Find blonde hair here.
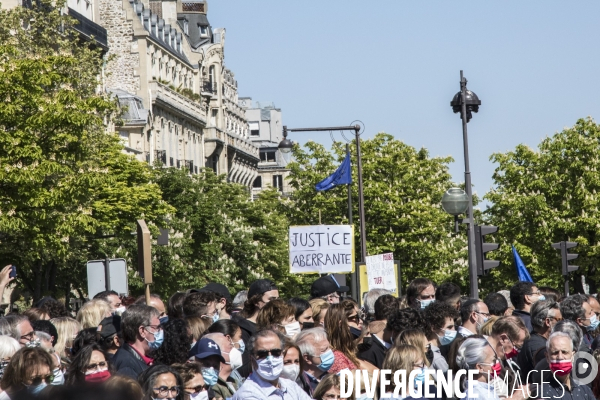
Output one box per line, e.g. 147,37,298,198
309,298,329,326
186,317,212,342
382,345,421,382
50,317,81,358
76,299,112,329
480,316,499,336
396,329,430,366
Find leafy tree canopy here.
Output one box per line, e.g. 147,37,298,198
484,117,600,293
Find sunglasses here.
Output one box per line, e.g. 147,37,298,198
30,374,54,386
85,361,107,371
184,385,209,393
255,349,282,359
347,315,361,324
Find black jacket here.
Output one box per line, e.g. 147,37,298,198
516,332,546,380
111,343,149,379
512,309,533,332
357,336,388,369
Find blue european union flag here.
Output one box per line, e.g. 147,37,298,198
315,152,352,191
512,245,533,283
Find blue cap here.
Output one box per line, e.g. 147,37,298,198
189,338,225,362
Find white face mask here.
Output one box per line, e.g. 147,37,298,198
225,347,243,370
51,368,65,386
283,321,301,339
255,355,284,381
114,306,126,316
190,391,209,400
280,364,300,381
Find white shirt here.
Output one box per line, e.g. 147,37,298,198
458,326,475,337
465,380,500,400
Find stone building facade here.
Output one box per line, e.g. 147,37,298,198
239,98,292,197
99,0,259,185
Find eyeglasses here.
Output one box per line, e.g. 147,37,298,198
184,385,209,394
30,374,54,386
255,349,282,359
85,361,107,371
548,316,563,322
413,362,425,369
153,386,180,397
475,311,491,318
145,325,162,333
20,331,35,341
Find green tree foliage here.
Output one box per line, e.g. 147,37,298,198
115,167,305,299
484,117,600,293
284,133,469,290
0,1,171,301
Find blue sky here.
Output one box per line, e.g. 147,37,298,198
209,1,600,208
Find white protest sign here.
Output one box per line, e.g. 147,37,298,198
365,253,396,292
289,225,354,274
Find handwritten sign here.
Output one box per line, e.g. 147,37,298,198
365,253,396,292
289,225,354,274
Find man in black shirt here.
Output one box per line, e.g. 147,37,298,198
516,299,561,380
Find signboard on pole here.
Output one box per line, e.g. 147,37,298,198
87,258,128,299
358,259,401,306
365,253,397,293
289,225,355,274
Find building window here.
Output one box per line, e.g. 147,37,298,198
253,176,262,189
260,150,276,162
249,122,259,136
211,154,218,174
200,25,208,37
273,175,283,191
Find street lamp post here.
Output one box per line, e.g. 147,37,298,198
450,70,481,298
279,124,367,302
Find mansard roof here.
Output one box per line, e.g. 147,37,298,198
129,0,193,66
177,12,213,50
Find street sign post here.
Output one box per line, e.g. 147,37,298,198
87,258,128,299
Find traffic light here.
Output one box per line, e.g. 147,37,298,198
475,225,500,276
551,241,579,276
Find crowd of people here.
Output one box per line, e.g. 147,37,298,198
0,266,598,400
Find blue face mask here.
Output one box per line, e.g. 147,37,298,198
317,349,335,372
587,314,600,332
212,313,220,323
27,382,47,395
414,368,426,387
147,329,164,350
538,295,546,301
419,299,435,310
201,366,219,387
439,329,457,346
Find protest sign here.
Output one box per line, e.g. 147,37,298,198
289,225,354,274
365,253,397,293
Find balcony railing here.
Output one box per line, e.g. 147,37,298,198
68,7,108,50
202,81,216,94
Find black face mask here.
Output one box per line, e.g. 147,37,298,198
349,326,362,338
302,322,315,330
426,346,434,364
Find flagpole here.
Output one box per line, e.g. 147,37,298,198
279,124,367,302
347,144,359,301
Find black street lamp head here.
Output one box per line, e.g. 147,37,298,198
451,90,481,122
278,126,294,153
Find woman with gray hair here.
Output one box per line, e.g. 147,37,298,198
456,337,501,400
